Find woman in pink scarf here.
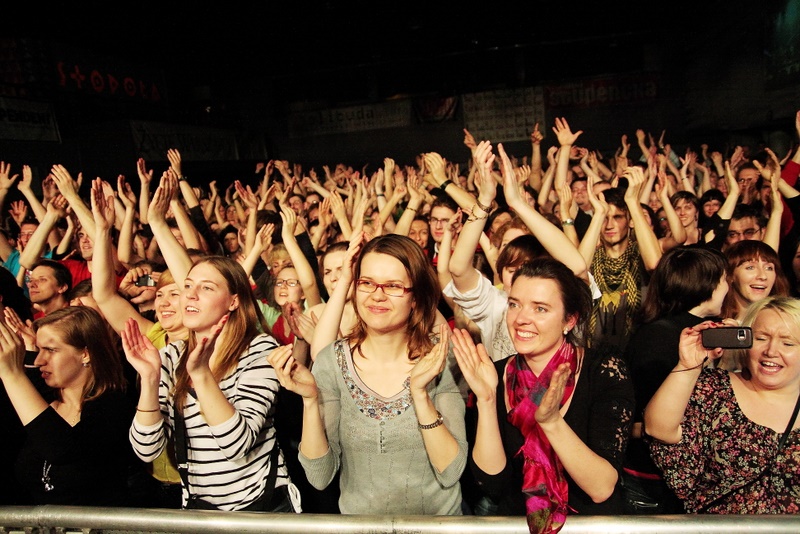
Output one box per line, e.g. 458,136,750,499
453,257,633,533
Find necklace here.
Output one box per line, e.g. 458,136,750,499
42,461,54,492
54,400,81,426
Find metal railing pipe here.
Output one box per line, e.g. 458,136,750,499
2,506,800,534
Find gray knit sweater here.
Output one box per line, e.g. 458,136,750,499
298,339,467,514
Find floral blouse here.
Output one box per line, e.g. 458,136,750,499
649,368,800,513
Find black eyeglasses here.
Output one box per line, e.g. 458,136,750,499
727,228,759,239
275,279,300,287
355,279,412,297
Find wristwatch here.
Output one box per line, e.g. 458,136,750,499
562,218,575,226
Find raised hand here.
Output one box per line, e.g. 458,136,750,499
498,143,523,208
463,128,478,152
47,194,69,220
148,171,177,223
586,173,609,217
267,343,319,400
676,321,723,371
167,148,183,178
2,308,35,352
620,134,631,158
116,175,136,210
234,180,258,210
530,122,543,144
472,140,497,206
90,178,116,231
0,315,25,379
444,208,463,239
253,223,275,255
8,200,27,226
451,328,497,402
423,152,448,188
17,165,32,192
623,166,646,203
280,203,298,239
552,117,583,146
753,147,782,183
120,318,162,383
136,158,153,187
534,362,571,425
0,161,18,191
50,164,84,200
185,314,229,377
410,324,450,394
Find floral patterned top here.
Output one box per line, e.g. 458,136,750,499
649,368,800,513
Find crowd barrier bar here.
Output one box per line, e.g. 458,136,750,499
2,506,800,534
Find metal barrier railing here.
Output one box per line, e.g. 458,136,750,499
2,506,800,534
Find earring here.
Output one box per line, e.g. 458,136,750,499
563,328,569,336
82,361,90,368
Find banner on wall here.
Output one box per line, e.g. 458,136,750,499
544,73,659,109
463,87,545,143
53,43,165,103
288,100,412,138
130,120,239,161
0,98,60,141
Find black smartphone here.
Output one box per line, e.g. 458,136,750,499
135,274,157,287
701,326,753,349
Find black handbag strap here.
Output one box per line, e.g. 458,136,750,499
174,410,280,509
697,389,800,512
777,389,800,450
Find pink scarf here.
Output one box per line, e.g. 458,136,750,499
506,339,577,534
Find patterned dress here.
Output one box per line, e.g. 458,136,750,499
649,368,800,513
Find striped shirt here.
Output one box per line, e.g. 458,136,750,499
130,333,288,510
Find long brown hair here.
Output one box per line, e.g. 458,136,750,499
172,256,269,411
346,235,438,360
33,306,125,404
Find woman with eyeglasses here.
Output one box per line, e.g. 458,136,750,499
269,234,467,514
264,205,322,346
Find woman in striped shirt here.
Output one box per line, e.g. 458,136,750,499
123,256,299,512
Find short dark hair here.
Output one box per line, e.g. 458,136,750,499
430,195,458,214
511,257,593,347
731,203,764,227
637,246,727,325
31,259,72,293
601,187,628,213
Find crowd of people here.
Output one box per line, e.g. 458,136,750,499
0,112,799,531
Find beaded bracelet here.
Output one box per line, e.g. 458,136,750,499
419,411,444,430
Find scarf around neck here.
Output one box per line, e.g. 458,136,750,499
506,339,578,534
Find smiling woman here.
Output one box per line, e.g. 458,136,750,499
123,256,300,512
270,234,467,515
645,296,800,513
452,257,634,532
721,240,790,321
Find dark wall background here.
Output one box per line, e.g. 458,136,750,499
2,0,799,191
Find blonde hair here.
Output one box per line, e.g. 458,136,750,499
730,296,800,373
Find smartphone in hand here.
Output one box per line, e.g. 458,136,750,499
701,326,753,349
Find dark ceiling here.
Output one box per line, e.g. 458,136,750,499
20,0,771,120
